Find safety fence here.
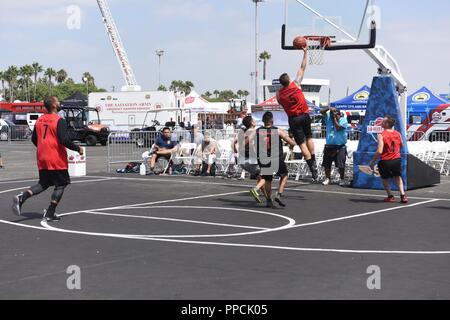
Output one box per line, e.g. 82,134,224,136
0,125,33,144
108,129,450,177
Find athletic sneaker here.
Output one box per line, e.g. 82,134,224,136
400,195,409,204
249,188,262,204
339,179,346,187
274,197,286,207
384,195,396,203
42,209,61,222
322,178,330,186
12,193,24,216
311,169,319,181
266,199,276,209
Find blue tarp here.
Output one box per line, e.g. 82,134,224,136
407,86,447,113
439,93,449,102
331,85,371,110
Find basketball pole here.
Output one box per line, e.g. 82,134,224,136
289,0,408,130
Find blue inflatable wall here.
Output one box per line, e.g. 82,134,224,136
352,76,409,190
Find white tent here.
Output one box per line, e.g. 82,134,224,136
184,91,228,114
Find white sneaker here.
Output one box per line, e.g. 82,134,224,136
339,179,346,186
322,178,330,186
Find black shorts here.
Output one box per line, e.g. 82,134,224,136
261,159,288,182
322,146,347,169
240,163,261,179
378,159,402,179
288,113,312,145
39,170,71,188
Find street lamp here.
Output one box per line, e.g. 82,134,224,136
252,0,264,104
83,77,89,96
250,72,256,103
156,49,165,88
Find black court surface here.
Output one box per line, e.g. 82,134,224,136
0,174,449,300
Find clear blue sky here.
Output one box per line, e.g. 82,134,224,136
1,0,449,102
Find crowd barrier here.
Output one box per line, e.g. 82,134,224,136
0,125,32,144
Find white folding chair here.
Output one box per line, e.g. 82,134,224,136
172,142,197,174
285,145,306,181
429,142,449,174
215,139,234,175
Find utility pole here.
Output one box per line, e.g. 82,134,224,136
252,0,264,105
156,49,164,88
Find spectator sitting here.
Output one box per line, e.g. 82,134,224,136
148,127,179,173
192,124,204,145
194,132,219,176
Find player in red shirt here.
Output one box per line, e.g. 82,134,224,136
12,96,84,221
369,115,408,203
276,47,318,180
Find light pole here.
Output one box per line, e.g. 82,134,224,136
83,77,89,96
252,0,264,105
250,72,256,103
156,49,164,88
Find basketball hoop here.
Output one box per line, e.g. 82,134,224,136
304,36,332,65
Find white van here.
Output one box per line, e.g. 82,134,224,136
26,113,43,131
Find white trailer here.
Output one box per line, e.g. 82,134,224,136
88,91,183,130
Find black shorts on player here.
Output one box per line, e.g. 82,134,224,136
288,113,312,145
261,158,288,182
378,159,402,179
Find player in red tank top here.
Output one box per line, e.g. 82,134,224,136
276,47,318,180
12,97,84,221
369,116,408,203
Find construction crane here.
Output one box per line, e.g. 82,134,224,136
96,0,141,92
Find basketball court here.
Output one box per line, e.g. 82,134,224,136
1,174,449,299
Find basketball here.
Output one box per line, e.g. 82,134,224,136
293,36,307,49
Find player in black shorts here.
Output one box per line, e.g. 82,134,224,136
256,112,296,208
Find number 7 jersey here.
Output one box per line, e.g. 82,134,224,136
35,113,68,170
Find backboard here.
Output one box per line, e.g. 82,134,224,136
282,0,377,52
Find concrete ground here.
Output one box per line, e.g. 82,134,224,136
0,142,449,300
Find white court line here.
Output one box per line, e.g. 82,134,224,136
86,210,268,231
59,190,248,217
287,199,440,229
113,176,450,202
290,187,450,201
0,175,111,185
2,177,449,254
39,219,450,255
0,178,117,195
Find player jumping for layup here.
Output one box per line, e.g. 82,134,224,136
276,47,318,181
12,96,84,222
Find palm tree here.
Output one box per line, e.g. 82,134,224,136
203,91,212,99
82,72,95,86
44,68,57,94
236,90,244,98
157,85,167,91
242,90,250,100
259,51,271,100
56,69,68,84
5,66,19,102
182,81,194,95
0,71,6,101
19,65,34,101
213,90,220,99
31,62,43,101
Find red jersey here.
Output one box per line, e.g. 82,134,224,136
380,130,402,161
277,82,309,117
35,113,68,170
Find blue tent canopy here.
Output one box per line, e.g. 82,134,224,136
407,86,447,113
330,85,371,111
439,93,449,102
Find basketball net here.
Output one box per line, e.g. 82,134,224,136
306,39,325,65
